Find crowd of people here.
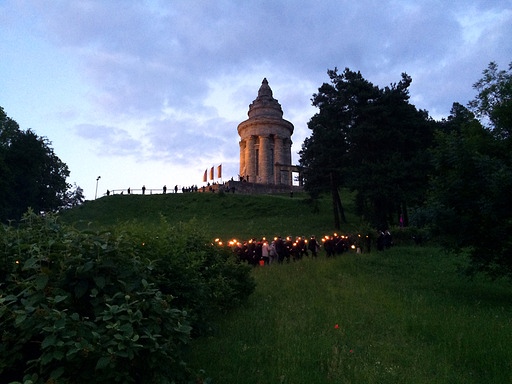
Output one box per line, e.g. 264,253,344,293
215,231,393,266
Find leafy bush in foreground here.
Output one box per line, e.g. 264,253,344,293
0,212,254,383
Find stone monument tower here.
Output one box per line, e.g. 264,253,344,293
238,78,294,185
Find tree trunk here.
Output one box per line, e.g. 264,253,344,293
334,186,347,224
330,172,341,229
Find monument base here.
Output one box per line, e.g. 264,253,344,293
200,180,303,195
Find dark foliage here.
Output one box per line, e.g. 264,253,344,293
300,68,434,229
0,212,254,383
0,107,71,222
426,63,512,279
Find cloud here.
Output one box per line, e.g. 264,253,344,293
75,123,142,156
16,0,511,121
3,0,511,198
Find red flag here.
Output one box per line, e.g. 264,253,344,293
203,169,207,182
217,164,222,179
209,167,214,180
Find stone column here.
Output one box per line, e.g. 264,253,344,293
273,136,283,184
239,140,246,178
245,136,256,182
284,138,293,185
284,138,293,166
259,135,270,184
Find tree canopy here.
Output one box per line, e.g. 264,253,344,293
427,63,512,278
0,106,71,221
300,68,434,229
469,61,512,140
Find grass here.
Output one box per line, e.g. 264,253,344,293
61,191,361,239
59,191,512,383
187,248,512,383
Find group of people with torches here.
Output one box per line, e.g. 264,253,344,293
213,231,391,266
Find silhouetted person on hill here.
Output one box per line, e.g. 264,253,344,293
275,236,285,264
384,230,393,248
377,231,385,251
308,235,319,257
142,185,146,195
324,237,335,257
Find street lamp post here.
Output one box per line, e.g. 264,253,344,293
95,176,101,199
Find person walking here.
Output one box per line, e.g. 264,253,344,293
308,235,319,257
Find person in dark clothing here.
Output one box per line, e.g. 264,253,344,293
377,231,385,251
308,235,319,257
324,236,335,257
246,239,257,266
284,237,294,262
384,230,393,248
298,236,308,258
274,236,285,264
334,235,347,255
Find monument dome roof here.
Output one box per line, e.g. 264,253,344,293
247,78,284,119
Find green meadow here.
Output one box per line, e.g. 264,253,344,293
60,190,359,239
60,191,512,383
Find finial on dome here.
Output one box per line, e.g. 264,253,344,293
247,78,283,119
258,78,273,98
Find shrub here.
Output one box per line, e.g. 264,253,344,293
121,218,256,335
0,212,254,383
388,226,430,246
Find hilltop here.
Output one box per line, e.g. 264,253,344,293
59,191,362,240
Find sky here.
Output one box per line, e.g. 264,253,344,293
1,0,511,200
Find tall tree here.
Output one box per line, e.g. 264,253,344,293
62,183,85,208
300,68,433,229
469,61,512,140
427,63,512,278
428,102,512,277
300,68,380,229
347,74,435,228
0,106,71,221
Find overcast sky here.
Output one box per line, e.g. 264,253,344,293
1,0,511,199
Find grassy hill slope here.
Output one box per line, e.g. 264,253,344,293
58,190,512,383
188,248,512,384
60,191,360,240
